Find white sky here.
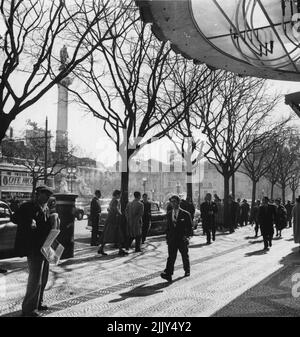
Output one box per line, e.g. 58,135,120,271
9,77,300,168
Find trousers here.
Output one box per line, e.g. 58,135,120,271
22,253,49,315
165,239,190,276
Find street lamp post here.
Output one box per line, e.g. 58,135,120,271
67,167,77,193
142,177,147,194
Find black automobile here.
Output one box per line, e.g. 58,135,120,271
75,202,88,221
0,201,17,259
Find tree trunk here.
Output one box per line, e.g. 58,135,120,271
251,180,257,208
120,170,129,214
271,183,274,200
223,174,230,228
281,184,286,204
186,171,193,201
231,171,235,199
0,113,13,144
31,177,38,200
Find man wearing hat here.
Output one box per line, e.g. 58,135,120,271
161,195,193,283
257,196,276,250
240,199,250,227
12,185,53,317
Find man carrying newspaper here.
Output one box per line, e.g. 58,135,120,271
12,185,61,317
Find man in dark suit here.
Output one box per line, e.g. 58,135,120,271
161,195,193,283
90,190,101,246
12,185,53,317
200,193,218,244
258,196,276,250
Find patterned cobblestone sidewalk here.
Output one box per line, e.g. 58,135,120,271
0,225,299,317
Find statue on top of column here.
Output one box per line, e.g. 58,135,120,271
59,45,69,70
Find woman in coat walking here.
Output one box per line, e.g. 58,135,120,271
292,196,300,252
274,199,287,237
98,190,128,256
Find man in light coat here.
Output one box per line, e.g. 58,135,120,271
126,191,144,252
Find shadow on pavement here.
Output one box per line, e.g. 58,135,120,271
244,249,269,256
189,243,211,249
0,310,23,318
248,240,264,245
213,247,300,317
245,236,260,240
109,278,185,303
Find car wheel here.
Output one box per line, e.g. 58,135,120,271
77,212,84,221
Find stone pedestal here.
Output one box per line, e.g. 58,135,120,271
54,193,78,259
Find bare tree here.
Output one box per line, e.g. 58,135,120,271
1,120,74,198
69,5,201,211
239,126,288,208
163,60,216,202
0,0,133,143
275,130,300,203
195,73,281,228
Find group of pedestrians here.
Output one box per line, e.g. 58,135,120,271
90,190,153,256
5,184,300,316
90,189,194,283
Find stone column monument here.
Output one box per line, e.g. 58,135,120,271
55,45,73,154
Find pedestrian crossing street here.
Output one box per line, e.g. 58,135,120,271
1,225,299,317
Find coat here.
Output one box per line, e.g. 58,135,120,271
90,196,101,229
126,199,144,237
166,208,193,244
100,198,125,244
12,201,52,257
215,201,224,226
275,204,287,230
258,204,276,236
292,203,300,244
200,201,218,231
142,201,151,224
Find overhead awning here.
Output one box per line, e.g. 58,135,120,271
136,0,300,81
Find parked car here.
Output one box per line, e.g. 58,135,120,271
0,201,17,259
75,201,88,221
148,202,167,236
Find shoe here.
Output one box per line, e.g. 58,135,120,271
263,246,269,250
269,241,272,247
97,250,108,256
38,305,48,311
22,311,41,317
160,272,172,282
212,237,215,241
184,272,190,277
118,250,128,256
207,241,211,245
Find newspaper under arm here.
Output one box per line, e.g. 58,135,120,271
41,229,64,265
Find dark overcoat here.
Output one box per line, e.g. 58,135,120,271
258,204,276,236
12,201,51,257
90,196,101,228
200,201,218,231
